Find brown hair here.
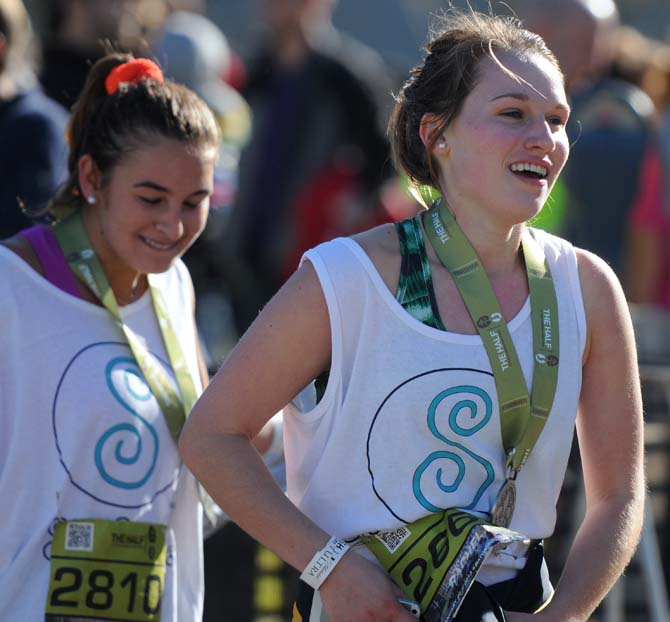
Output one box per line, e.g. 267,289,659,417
44,52,220,220
388,9,562,196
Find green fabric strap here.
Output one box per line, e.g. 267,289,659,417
422,199,559,474
53,212,197,442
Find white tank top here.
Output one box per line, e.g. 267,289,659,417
283,228,586,584
0,249,204,621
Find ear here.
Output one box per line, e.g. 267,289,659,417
77,155,102,201
419,113,448,154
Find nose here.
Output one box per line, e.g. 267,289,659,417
524,116,556,153
155,211,184,240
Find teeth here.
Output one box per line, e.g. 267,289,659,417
141,236,174,250
511,162,548,177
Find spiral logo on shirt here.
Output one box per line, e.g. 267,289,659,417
52,341,180,508
95,357,159,489
366,368,498,523
412,385,495,513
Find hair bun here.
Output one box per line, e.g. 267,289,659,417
105,59,164,95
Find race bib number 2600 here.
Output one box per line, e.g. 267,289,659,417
45,519,167,621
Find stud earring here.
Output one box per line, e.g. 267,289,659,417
86,195,97,205
437,141,446,149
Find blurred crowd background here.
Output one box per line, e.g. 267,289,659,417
2,0,669,620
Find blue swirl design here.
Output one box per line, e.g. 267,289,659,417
94,357,159,489
413,385,495,512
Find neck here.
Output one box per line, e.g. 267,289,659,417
0,75,18,100
80,208,147,306
276,30,309,68
444,201,526,279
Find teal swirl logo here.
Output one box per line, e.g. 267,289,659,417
412,385,494,512
95,357,159,489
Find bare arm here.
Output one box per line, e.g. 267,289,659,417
179,261,414,622
508,250,645,622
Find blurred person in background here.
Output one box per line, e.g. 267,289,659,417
0,0,68,238
622,40,670,308
152,9,252,366
40,0,170,110
153,13,288,621
223,0,395,335
516,0,656,278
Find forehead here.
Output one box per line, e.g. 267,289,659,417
111,138,216,185
470,51,568,108
121,138,215,168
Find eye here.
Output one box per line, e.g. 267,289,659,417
138,196,161,205
548,115,566,127
183,197,208,210
500,109,523,119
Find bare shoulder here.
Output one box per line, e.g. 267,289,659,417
0,235,43,275
351,223,401,294
575,247,634,362
576,248,627,311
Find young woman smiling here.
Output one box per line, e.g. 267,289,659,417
180,10,644,622
0,53,220,620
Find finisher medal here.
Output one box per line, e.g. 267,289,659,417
491,480,516,528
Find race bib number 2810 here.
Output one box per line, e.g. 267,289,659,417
45,519,167,622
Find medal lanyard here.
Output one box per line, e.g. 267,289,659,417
422,199,560,477
53,212,198,442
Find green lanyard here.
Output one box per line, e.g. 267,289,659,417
53,212,197,442
423,199,559,524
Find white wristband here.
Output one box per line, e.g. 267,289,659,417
299,536,350,590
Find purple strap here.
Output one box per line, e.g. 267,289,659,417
19,226,82,299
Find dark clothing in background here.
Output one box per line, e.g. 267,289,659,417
40,43,101,111
562,77,654,275
0,88,68,238
202,30,394,622
223,30,393,333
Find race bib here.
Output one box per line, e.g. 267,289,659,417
362,509,529,621
45,519,167,621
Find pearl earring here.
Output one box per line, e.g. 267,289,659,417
437,141,446,149
86,195,97,205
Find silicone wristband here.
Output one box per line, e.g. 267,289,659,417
300,536,350,590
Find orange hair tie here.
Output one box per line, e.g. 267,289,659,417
105,59,164,95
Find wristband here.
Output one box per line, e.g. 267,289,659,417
299,536,350,590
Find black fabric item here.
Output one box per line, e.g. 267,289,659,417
453,581,506,622
488,540,548,613
453,541,549,621
295,579,315,621
0,89,68,237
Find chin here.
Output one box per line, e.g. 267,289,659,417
140,256,178,275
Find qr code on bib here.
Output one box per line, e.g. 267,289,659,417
65,522,94,551
374,526,410,553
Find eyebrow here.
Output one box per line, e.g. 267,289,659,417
491,92,571,113
491,92,529,102
133,181,211,196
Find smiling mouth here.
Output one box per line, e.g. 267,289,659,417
510,163,548,179
140,236,178,251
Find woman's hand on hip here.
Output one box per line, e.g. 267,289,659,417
319,551,417,621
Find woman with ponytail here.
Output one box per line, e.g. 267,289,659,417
0,52,220,620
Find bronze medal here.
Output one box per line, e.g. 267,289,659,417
491,480,516,528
